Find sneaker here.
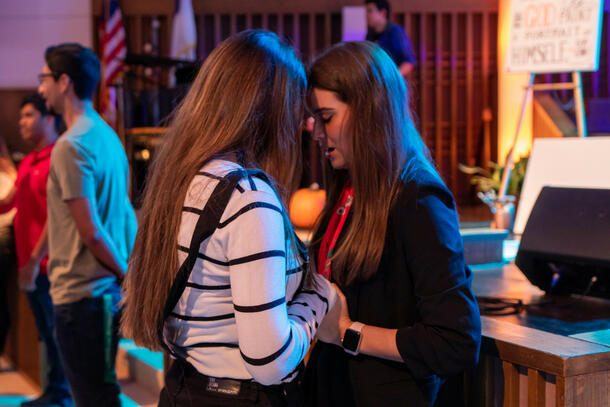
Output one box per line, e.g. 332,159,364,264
21,391,73,407
52,396,73,407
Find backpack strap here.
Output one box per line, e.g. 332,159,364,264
158,167,307,356
159,169,245,355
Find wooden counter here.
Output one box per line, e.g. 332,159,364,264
471,264,610,407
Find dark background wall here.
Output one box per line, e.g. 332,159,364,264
1,0,610,204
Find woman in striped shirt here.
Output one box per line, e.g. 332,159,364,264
121,30,336,406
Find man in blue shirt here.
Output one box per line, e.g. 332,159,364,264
38,43,137,407
365,0,416,79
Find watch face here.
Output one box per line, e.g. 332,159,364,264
342,328,360,352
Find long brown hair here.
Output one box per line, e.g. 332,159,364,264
122,30,307,350
308,41,438,286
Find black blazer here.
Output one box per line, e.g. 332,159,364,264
304,168,482,407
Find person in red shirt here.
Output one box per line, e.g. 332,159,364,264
0,93,71,407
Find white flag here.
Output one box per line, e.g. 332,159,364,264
169,0,197,86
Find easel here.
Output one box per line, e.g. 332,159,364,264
498,71,588,200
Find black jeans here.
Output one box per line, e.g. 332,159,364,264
159,358,304,407
54,294,121,407
0,218,14,355
25,273,70,398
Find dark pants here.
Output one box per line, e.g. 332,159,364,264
0,219,14,355
304,341,441,407
54,295,121,407
159,358,304,407
0,262,10,355
25,274,70,397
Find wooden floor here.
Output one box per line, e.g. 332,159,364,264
0,355,158,407
0,357,39,407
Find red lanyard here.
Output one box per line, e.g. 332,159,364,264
317,184,354,279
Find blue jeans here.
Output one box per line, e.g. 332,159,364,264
25,274,70,398
54,294,121,407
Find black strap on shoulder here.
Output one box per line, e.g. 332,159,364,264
159,169,245,355
158,167,305,356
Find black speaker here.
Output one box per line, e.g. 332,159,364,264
515,186,610,299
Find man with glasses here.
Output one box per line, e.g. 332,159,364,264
37,43,137,406
0,94,71,407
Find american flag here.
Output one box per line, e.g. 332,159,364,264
101,0,126,86
99,0,126,125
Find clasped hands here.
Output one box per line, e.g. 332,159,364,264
316,283,353,346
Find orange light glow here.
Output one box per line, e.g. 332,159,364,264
498,0,534,165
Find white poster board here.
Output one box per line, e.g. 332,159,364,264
0,0,92,88
342,6,367,42
514,137,610,235
506,0,604,73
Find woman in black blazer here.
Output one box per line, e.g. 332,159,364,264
304,41,482,406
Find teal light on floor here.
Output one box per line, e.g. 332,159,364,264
119,339,164,371
1,394,138,407
119,393,139,407
0,395,31,406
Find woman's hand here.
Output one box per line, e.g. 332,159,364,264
316,283,352,346
317,284,403,361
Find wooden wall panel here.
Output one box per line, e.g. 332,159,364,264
91,0,501,203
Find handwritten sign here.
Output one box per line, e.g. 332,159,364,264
506,0,603,73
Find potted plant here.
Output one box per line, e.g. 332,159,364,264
459,156,529,229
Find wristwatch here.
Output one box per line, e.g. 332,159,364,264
342,322,365,355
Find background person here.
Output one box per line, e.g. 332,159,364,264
0,93,71,407
122,30,336,406
304,41,481,407
37,43,137,406
0,135,15,364
365,0,416,78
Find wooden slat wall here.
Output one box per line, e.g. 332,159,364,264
404,11,498,203
92,0,500,203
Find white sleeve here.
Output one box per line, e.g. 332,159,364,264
225,189,336,385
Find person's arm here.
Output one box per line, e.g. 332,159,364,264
0,184,16,213
394,26,416,79
0,137,17,213
317,284,402,361
66,197,127,280
125,199,137,253
393,184,481,378
0,137,16,179
227,188,336,385
398,62,414,77
52,140,127,282
317,181,481,378
19,221,49,291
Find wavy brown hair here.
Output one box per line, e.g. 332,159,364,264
308,41,438,286
122,30,307,350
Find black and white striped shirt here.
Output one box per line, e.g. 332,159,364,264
164,159,336,385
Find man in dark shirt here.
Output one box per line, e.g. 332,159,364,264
365,0,416,78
